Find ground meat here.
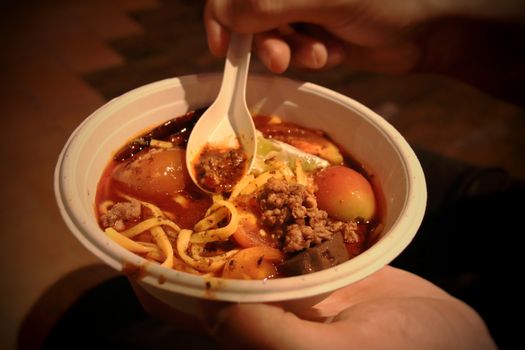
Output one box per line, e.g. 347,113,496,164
329,220,358,243
100,200,141,230
258,178,357,252
195,146,247,193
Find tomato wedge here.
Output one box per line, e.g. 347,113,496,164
232,211,278,248
222,246,283,280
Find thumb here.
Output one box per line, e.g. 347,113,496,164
208,303,329,350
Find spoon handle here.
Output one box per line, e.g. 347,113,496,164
216,33,253,114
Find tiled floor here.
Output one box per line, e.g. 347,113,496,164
1,1,524,349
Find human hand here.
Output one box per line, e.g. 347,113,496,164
204,0,436,74
206,266,496,350
205,0,524,79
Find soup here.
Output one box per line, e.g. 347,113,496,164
95,110,382,280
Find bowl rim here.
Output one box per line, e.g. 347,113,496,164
54,73,427,302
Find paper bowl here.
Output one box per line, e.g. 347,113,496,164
54,73,426,317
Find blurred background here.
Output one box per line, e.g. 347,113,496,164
1,0,523,349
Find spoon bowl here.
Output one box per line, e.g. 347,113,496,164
186,33,256,194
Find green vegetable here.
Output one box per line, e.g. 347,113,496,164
253,133,329,174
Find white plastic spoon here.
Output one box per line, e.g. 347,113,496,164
186,33,256,193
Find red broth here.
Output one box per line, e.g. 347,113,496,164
95,112,383,279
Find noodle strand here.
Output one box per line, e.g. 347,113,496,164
190,200,239,243
105,228,155,254
177,229,238,272
194,207,229,232
120,217,181,238
150,226,173,268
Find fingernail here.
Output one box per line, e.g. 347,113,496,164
311,43,328,68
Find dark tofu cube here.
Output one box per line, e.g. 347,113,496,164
279,233,350,277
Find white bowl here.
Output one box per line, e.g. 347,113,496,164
54,73,426,317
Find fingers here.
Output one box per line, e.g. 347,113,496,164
204,0,308,58
204,0,344,72
208,303,328,350
286,25,347,69
255,26,349,72
204,18,344,72
253,31,291,73
254,29,340,72
204,0,421,74
287,31,329,69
